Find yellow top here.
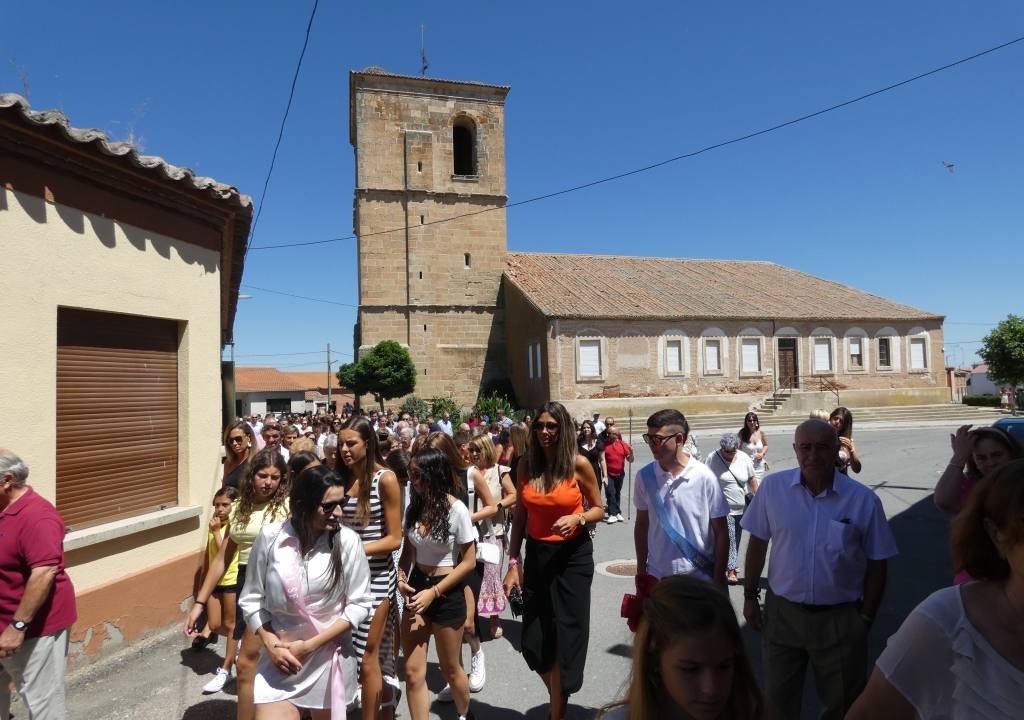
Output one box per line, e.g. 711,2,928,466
228,497,290,565
207,527,240,587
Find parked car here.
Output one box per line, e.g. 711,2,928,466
993,417,1024,444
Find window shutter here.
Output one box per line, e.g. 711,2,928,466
527,345,534,379
579,340,601,378
534,344,542,378
814,338,832,372
57,308,179,530
910,338,926,369
741,339,761,373
666,340,682,373
704,341,721,372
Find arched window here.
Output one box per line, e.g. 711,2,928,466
453,118,476,176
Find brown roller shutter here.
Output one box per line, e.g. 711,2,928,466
57,308,179,530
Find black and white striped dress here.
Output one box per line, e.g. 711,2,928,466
340,468,398,675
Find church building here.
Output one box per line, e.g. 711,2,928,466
349,68,946,413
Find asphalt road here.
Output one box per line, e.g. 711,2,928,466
62,423,961,720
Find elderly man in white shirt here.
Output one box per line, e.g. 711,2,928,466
742,419,897,720
634,409,729,588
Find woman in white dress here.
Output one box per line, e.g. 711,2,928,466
738,412,768,483
239,464,373,720
847,458,1024,720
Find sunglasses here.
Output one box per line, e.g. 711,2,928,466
319,500,344,514
642,432,680,447
532,422,559,432
228,436,246,444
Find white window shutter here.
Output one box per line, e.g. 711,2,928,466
666,340,682,373
814,338,832,372
527,345,534,379
579,340,601,377
741,339,760,373
910,338,926,369
705,341,721,372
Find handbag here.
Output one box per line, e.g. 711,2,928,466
476,537,501,565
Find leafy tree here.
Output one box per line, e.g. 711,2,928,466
979,314,1024,407
336,340,416,412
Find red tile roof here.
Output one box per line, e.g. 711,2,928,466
504,252,943,322
235,367,307,393
286,371,342,391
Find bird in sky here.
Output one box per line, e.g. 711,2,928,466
942,160,956,173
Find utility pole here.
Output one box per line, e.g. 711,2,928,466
327,343,332,413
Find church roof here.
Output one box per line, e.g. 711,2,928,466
503,252,942,322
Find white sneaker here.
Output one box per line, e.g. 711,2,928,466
605,515,618,524
202,667,230,694
617,514,625,522
469,649,486,693
437,683,453,702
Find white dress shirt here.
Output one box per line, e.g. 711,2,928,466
634,457,729,581
240,521,373,708
741,468,898,605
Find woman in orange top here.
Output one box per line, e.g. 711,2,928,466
504,401,605,720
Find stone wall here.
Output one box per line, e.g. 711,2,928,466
351,72,510,407
546,317,945,402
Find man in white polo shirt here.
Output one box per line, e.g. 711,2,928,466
742,419,897,720
633,409,729,588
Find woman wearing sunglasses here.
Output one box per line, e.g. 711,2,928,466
504,401,605,720
223,420,258,489
239,464,373,719
187,447,292,720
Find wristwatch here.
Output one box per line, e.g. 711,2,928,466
11,620,28,632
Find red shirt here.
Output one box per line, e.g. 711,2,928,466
604,440,633,476
0,487,77,637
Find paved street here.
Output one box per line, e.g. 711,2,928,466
64,423,960,720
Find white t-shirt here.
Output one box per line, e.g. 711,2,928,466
406,499,475,567
634,457,729,580
876,585,1024,719
706,450,756,515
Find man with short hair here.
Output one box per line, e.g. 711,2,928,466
495,407,513,429
634,409,729,588
437,411,453,436
742,419,897,720
591,412,606,437
0,450,77,720
261,423,289,461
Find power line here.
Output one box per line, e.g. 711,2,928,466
247,33,1024,252
241,283,359,308
234,350,326,358
243,0,320,257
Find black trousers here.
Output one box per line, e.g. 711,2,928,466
521,532,594,696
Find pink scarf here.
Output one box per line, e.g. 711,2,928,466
277,532,348,718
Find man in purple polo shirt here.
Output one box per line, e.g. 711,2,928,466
0,449,77,720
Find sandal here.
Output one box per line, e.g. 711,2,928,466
492,626,504,639
726,570,740,585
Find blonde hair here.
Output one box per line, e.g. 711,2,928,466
508,422,529,461
602,576,765,720
809,408,830,421
468,433,499,466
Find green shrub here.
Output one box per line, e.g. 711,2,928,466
398,395,430,418
429,396,462,426
474,391,514,422
962,394,1000,407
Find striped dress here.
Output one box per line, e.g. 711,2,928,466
340,468,398,676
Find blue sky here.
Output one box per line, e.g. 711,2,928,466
6,1,1022,371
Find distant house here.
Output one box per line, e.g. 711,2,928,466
1,93,251,666
285,371,355,414
235,367,308,415
966,363,1000,396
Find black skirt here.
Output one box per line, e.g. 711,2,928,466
521,532,594,696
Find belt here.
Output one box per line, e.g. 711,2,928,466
795,601,856,613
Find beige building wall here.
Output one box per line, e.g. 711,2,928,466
1,186,224,660
540,316,945,403
351,71,510,407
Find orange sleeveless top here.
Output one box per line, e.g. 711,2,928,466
520,477,585,542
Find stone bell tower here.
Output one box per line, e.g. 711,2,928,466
349,67,510,407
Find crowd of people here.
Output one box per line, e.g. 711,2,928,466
1,396,1021,720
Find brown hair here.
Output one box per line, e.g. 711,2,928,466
234,448,290,530
953,458,1024,581
337,416,387,525
468,433,499,467
601,575,765,720
964,426,1023,481
222,420,257,465
421,431,467,497
525,401,578,493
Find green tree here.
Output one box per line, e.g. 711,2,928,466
336,340,417,412
979,314,1024,408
